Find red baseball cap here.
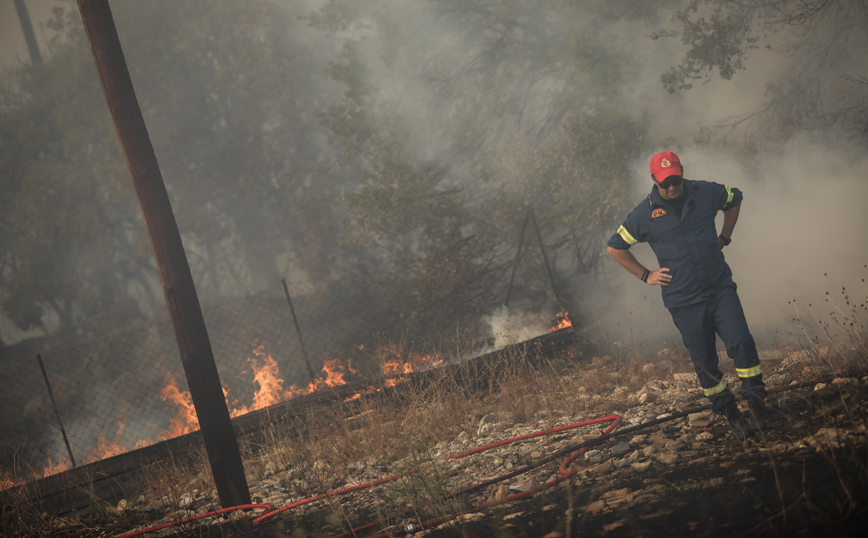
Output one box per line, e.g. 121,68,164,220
649,151,683,181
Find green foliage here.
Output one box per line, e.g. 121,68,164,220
0,0,338,338
657,0,759,93
656,0,868,145
309,0,664,340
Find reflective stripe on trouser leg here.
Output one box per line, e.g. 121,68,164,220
702,378,728,398
669,300,734,413
713,282,767,399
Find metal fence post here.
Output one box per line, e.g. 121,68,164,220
36,354,77,468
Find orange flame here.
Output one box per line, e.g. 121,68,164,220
249,348,285,409
345,409,373,421
26,344,395,479
1,471,15,491
549,310,572,331
384,377,409,388
382,360,415,375
378,344,443,378
40,451,71,478
322,355,355,387
158,373,199,440
86,420,128,463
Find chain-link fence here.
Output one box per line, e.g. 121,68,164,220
0,278,404,483
0,233,569,487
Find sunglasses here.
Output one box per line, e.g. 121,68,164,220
655,175,683,189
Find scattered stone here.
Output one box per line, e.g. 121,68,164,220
638,390,658,404
178,492,194,509
654,452,679,465
84,341,868,538
610,443,633,456
672,373,695,386
600,487,633,504
487,483,510,504
664,440,685,451
585,499,606,515
588,460,616,476
694,432,714,442
631,460,653,472
584,449,601,461
766,373,792,386
688,411,713,428
782,350,813,367
832,377,857,386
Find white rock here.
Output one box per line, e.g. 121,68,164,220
695,432,714,442
631,460,653,472
179,492,194,509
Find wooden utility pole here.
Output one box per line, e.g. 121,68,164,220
75,0,250,507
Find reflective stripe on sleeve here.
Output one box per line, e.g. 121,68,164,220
736,365,762,378
617,225,638,246
725,185,734,204
702,378,728,397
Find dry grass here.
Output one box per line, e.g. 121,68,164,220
3,272,868,536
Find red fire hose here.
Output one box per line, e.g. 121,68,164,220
115,414,622,538
116,370,858,538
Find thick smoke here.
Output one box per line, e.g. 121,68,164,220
4,1,865,354
595,139,868,350
590,12,868,350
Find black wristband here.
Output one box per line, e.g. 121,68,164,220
718,234,732,246
641,269,650,282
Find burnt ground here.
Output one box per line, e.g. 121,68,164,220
6,347,868,538
30,383,868,538
255,390,868,538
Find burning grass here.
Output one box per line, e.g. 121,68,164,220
4,272,868,536
4,332,868,537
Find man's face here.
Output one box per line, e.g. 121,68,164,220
654,175,684,200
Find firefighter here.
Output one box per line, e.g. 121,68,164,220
606,151,768,440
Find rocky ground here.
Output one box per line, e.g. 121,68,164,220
11,346,868,537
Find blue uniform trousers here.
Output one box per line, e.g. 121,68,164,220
668,281,767,413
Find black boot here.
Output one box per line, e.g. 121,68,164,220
720,401,755,441
747,396,771,430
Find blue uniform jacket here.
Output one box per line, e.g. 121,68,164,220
607,179,743,309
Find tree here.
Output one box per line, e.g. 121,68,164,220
657,0,868,146
308,0,671,339
0,0,341,340
0,7,146,336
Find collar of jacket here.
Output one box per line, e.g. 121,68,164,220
648,178,694,208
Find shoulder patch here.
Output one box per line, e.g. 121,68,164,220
651,208,668,219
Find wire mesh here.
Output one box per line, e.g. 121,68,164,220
0,279,393,484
